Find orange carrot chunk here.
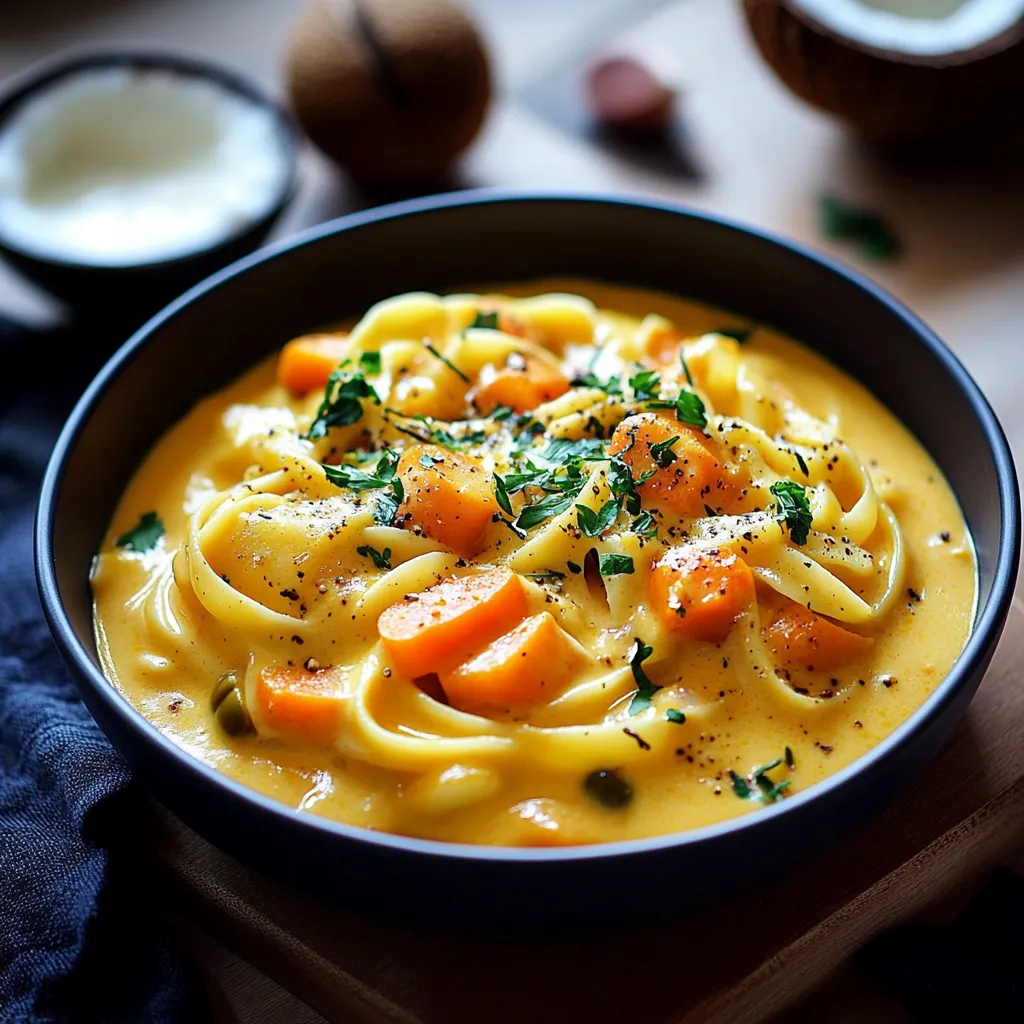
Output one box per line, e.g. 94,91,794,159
254,664,348,746
763,604,873,672
277,334,349,395
396,443,498,558
609,413,730,517
378,566,528,679
473,353,570,414
650,546,755,643
440,611,583,712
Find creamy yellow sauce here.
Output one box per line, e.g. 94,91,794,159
92,280,976,846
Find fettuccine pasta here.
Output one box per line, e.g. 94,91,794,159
92,280,976,845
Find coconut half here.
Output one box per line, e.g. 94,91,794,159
743,0,1024,138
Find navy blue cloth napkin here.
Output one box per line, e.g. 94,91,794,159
0,319,202,1023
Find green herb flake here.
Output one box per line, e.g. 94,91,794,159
468,309,500,331
628,368,661,401
792,450,810,477
322,448,399,492
423,341,470,383
650,435,679,469
729,770,753,799
491,404,515,421
627,638,661,716
572,371,623,397
115,511,165,553
770,479,813,545
674,389,708,431
566,560,582,574
356,545,392,571
665,709,687,725
358,351,382,374
785,746,795,768
305,371,380,440
493,474,513,516
539,437,606,463
599,553,634,577
630,511,658,539
820,194,901,261
576,500,618,538
516,491,576,530
679,350,695,386
753,757,791,803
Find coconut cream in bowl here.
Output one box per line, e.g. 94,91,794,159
0,52,298,317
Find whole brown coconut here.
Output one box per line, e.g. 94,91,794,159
742,0,1024,140
287,0,492,183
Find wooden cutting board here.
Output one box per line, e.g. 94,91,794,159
148,600,1024,1024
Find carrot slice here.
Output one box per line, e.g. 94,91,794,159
254,664,348,746
277,334,349,395
763,604,873,672
609,413,730,517
650,546,755,643
440,611,583,712
377,566,528,679
472,353,570,414
396,443,498,558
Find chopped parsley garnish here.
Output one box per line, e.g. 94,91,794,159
679,350,695,386
598,553,634,577
627,368,661,401
539,437,605,462
306,371,379,440
493,473,513,515
358,351,381,374
630,511,658,538
753,758,791,803
516,491,576,529
566,560,582,574
714,326,752,344
650,435,679,468
791,449,810,477
115,511,164,553
730,755,792,803
468,309,500,331
356,545,391,570
665,708,687,725
770,479,813,545
608,455,654,516
820,194,901,261
423,341,470,383
648,388,708,432
627,638,660,715
729,771,752,799
322,449,404,526
576,500,618,538
785,745,795,768
572,371,623,396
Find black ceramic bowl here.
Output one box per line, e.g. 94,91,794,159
36,192,1019,925
0,51,299,318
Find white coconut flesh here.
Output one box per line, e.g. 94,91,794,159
789,0,1024,56
0,68,291,266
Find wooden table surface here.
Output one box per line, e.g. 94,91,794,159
3,2,1022,1020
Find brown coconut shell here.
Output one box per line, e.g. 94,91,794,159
287,0,491,183
742,0,1024,139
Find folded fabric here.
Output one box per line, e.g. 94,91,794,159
0,318,200,1023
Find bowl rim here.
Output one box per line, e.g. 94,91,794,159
0,47,300,272
35,188,1021,865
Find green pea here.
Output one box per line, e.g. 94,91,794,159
211,671,254,737
584,769,633,809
